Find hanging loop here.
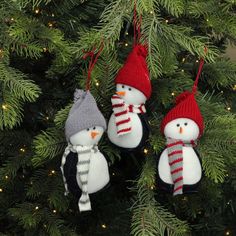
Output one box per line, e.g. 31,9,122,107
192,47,208,95
83,43,104,91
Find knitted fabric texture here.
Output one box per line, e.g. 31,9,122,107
166,138,197,196
115,44,152,99
111,94,146,135
65,89,107,141
61,144,99,212
161,91,204,136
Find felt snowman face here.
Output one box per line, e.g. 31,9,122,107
69,126,104,146
116,83,147,105
164,118,199,141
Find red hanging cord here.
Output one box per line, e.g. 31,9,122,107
192,47,208,95
83,43,104,91
133,0,142,46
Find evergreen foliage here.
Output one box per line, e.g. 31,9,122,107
0,0,235,235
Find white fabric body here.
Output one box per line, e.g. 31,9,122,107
76,149,110,194
107,112,143,148
158,147,202,185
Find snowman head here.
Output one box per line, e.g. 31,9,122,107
164,118,200,141
69,126,104,146
116,83,147,105
114,45,152,103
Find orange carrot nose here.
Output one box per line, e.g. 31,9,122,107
91,131,99,139
116,91,126,96
179,127,183,134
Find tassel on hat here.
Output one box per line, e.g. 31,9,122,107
115,44,152,99
65,89,107,141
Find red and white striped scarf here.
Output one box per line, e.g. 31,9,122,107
166,138,197,196
111,94,146,136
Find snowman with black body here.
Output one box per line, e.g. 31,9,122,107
61,89,110,212
107,45,152,151
157,91,204,195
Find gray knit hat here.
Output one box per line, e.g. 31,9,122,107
65,89,107,140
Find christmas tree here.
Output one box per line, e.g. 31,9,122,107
0,0,236,235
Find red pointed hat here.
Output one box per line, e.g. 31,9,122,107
115,44,152,99
160,91,204,136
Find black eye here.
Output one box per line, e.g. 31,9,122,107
122,85,125,88
184,123,188,126
176,124,180,127
93,126,96,130
128,88,132,91
87,128,90,131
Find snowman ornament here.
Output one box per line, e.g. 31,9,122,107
157,91,204,195
61,89,110,212
107,45,152,151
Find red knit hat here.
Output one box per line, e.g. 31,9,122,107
115,44,152,99
161,91,204,136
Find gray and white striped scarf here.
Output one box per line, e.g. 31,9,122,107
166,138,196,196
61,144,98,212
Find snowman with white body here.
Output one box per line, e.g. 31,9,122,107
157,91,204,195
107,45,152,150
61,89,110,212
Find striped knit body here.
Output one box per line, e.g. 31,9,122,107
61,145,97,212
111,94,146,135
166,138,196,196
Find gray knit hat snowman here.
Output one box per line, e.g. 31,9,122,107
65,89,107,141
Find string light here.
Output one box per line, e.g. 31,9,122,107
46,116,49,120
35,9,40,14
221,90,224,94
5,175,9,180
150,185,155,190
10,18,14,21
43,47,48,52
125,32,129,35
2,104,7,110
196,60,199,63
233,85,236,91
181,69,184,72
112,172,115,176
225,230,231,236
227,107,231,111
48,22,53,28
182,58,186,62
52,209,57,213
51,170,55,174
35,206,39,210
206,19,209,22
150,11,153,14
20,147,26,153
171,92,175,96
43,224,47,228
143,148,148,154
95,81,100,86
51,13,55,17
165,19,169,23
101,224,107,229
0,188,3,192
125,43,129,47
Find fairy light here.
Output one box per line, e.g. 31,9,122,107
35,206,39,210
196,60,199,63
0,188,3,192
112,172,115,176
171,92,175,96
181,69,184,72
182,58,186,62
206,19,209,22
5,175,9,180
95,81,100,86
125,43,129,47
35,9,40,14
150,185,155,190
165,19,169,23
143,148,148,154
52,209,57,213
225,230,231,236
150,11,153,14
43,47,48,52
227,107,231,111
2,104,7,110
10,18,14,21
101,224,107,229
125,32,129,35
48,22,53,28
233,85,236,91
46,116,49,120
20,147,26,153
51,13,55,17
